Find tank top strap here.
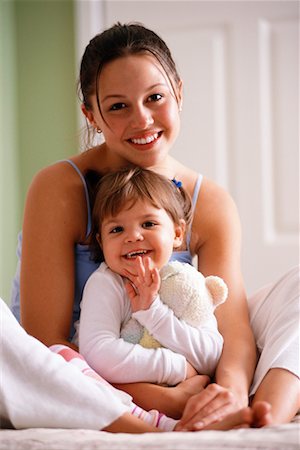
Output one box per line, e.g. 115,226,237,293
63,159,92,238
191,174,203,209
186,174,203,247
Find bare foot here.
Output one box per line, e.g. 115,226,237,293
174,401,273,431
201,402,272,432
251,401,273,427
174,407,253,431
204,401,273,431
201,407,253,431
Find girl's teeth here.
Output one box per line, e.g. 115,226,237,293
127,250,147,259
131,133,158,145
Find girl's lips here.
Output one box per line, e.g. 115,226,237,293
127,131,162,147
123,250,151,259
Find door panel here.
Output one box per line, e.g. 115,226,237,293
75,1,299,294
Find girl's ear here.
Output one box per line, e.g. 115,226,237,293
173,219,185,249
81,104,98,130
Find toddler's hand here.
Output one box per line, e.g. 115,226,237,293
124,256,160,312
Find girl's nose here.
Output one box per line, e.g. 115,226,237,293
130,106,154,129
125,228,144,242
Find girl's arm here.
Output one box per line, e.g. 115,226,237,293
20,162,87,348
125,255,223,375
79,268,187,386
191,179,257,418
133,297,223,376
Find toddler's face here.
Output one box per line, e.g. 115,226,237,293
100,199,183,277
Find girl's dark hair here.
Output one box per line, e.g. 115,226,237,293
79,22,181,114
90,167,192,262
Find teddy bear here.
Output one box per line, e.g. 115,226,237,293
120,260,228,349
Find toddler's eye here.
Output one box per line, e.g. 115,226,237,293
148,94,163,102
110,103,126,111
142,221,156,228
110,226,123,234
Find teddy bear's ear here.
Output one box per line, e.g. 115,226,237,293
205,276,228,307
160,261,183,281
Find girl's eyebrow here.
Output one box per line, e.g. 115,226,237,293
101,94,126,102
101,83,168,103
102,212,160,227
102,218,120,228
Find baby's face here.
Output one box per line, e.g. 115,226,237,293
100,199,183,277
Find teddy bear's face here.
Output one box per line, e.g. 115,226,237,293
159,262,227,327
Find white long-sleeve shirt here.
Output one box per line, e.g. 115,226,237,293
79,263,223,385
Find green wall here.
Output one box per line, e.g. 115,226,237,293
0,0,77,304
0,0,20,304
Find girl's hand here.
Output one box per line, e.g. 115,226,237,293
124,256,160,312
176,383,242,431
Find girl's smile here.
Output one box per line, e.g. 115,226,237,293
128,131,162,149
123,249,152,259
100,199,184,277
86,54,182,168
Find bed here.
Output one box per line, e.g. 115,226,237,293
0,418,299,450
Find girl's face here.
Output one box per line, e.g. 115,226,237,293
99,199,184,277
84,54,182,169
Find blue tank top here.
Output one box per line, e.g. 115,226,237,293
10,160,203,339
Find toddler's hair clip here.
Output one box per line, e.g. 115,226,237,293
172,178,182,188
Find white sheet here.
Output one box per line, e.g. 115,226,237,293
0,422,299,450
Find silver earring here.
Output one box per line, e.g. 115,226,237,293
96,128,102,134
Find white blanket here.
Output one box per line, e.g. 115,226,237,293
0,422,299,450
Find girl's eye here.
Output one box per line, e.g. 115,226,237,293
148,93,163,102
110,226,123,234
110,103,126,111
142,221,156,228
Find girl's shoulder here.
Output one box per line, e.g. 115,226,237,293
28,159,82,194
175,162,235,211
198,177,236,209
29,144,104,191
27,153,102,204
190,176,241,252
24,158,93,243
84,263,127,299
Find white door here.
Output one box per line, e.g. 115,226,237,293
75,0,299,295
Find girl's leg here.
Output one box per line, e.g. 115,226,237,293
251,368,300,424
50,346,275,432
50,345,177,430
114,375,210,419
248,266,300,424
103,412,161,433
